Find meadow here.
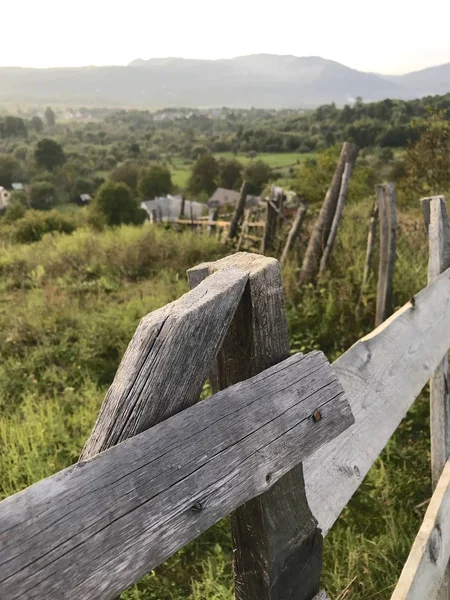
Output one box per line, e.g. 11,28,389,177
0,199,433,599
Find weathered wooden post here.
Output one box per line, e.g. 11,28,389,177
208,207,219,236
375,183,397,327
299,142,358,285
280,202,307,266
260,195,278,254
229,180,249,240
358,202,379,307
236,208,251,251
180,195,186,219
319,161,353,275
188,253,323,600
422,196,450,600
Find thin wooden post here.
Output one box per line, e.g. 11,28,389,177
260,197,278,254
208,207,219,236
319,162,353,275
228,180,249,239
299,142,358,285
236,208,251,251
422,196,450,600
375,183,397,327
278,191,285,232
180,195,186,219
359,202,379,305
280,203,307,266
188,253,323,600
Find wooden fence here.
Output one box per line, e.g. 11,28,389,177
1,198,450,599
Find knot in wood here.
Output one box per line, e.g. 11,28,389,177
191,502,203,513
312,409,322,423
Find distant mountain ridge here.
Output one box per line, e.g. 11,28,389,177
0,54,449,109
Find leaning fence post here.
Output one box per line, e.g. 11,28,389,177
319,161,353,275
375,183,397,327
358,202,379,307
188,253,323,600
228,181,249,240
299,142,358,285
422,196,450,600
280,202,307,266
260,195,278,254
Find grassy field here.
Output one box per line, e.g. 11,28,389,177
0,202,433,599
169,152,316,192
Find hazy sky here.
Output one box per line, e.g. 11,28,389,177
2,0,450,74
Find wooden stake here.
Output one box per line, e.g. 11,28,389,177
375,183,397,327
359,202,379,306
228,180,248,240
319,162,353,275
299,142,358,285
280,203,307,266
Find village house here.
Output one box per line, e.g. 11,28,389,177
207,187,262,210
141,195,205,222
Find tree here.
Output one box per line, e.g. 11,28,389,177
138,165,172,199
188,154,219,196
44,107,56,128
0,155,22,189
244,160,272,195
30,116,44,133
403,111,450,196
218,158,243,190
91,181,146,226
0,116,27,138
110,161,140,191
30,181,58,209
35,138,66,171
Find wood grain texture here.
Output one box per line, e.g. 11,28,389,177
319,161,353,275
375,183,397,326
229,180,249,239
390,461,450,600
237,208,251,251
299,142,358,285
280,203,307,266
189,252,324,600
260,192,278,254
0,352,353,600
80,267,248,460
303,265,450,536
421,196,450,600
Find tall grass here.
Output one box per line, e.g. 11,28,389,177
0,205,433,599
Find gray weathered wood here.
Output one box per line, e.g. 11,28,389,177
208,207,219,236
280,202,307,266
303,264,450,536
229,180,249,239
236,208,251,251
375,182,397,326
80,268,248,460
0,352,353,600
422,196,450,600
390,461,450,600
313,592,330,600
319,161,353,275
260,192,278,254
189,252,324,600
299,142,358,285
359,202,379,304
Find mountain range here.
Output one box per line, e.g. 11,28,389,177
1,55,450,109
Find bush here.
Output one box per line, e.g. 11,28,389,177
14,211,77,243
91,181,146,227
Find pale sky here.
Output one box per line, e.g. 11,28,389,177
2,0,450,74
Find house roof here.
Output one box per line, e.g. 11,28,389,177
207,187,261,209
141,195,205,221
11,183,25,191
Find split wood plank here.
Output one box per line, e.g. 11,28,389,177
303,264,450,536
390,461,450,600
280,202,307,267
421,196,450,600
80,267,248,460
375,182,397,326
319,161,353,275
189,252,325,600
0,352,353,600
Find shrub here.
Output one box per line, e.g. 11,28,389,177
14,211,76,243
